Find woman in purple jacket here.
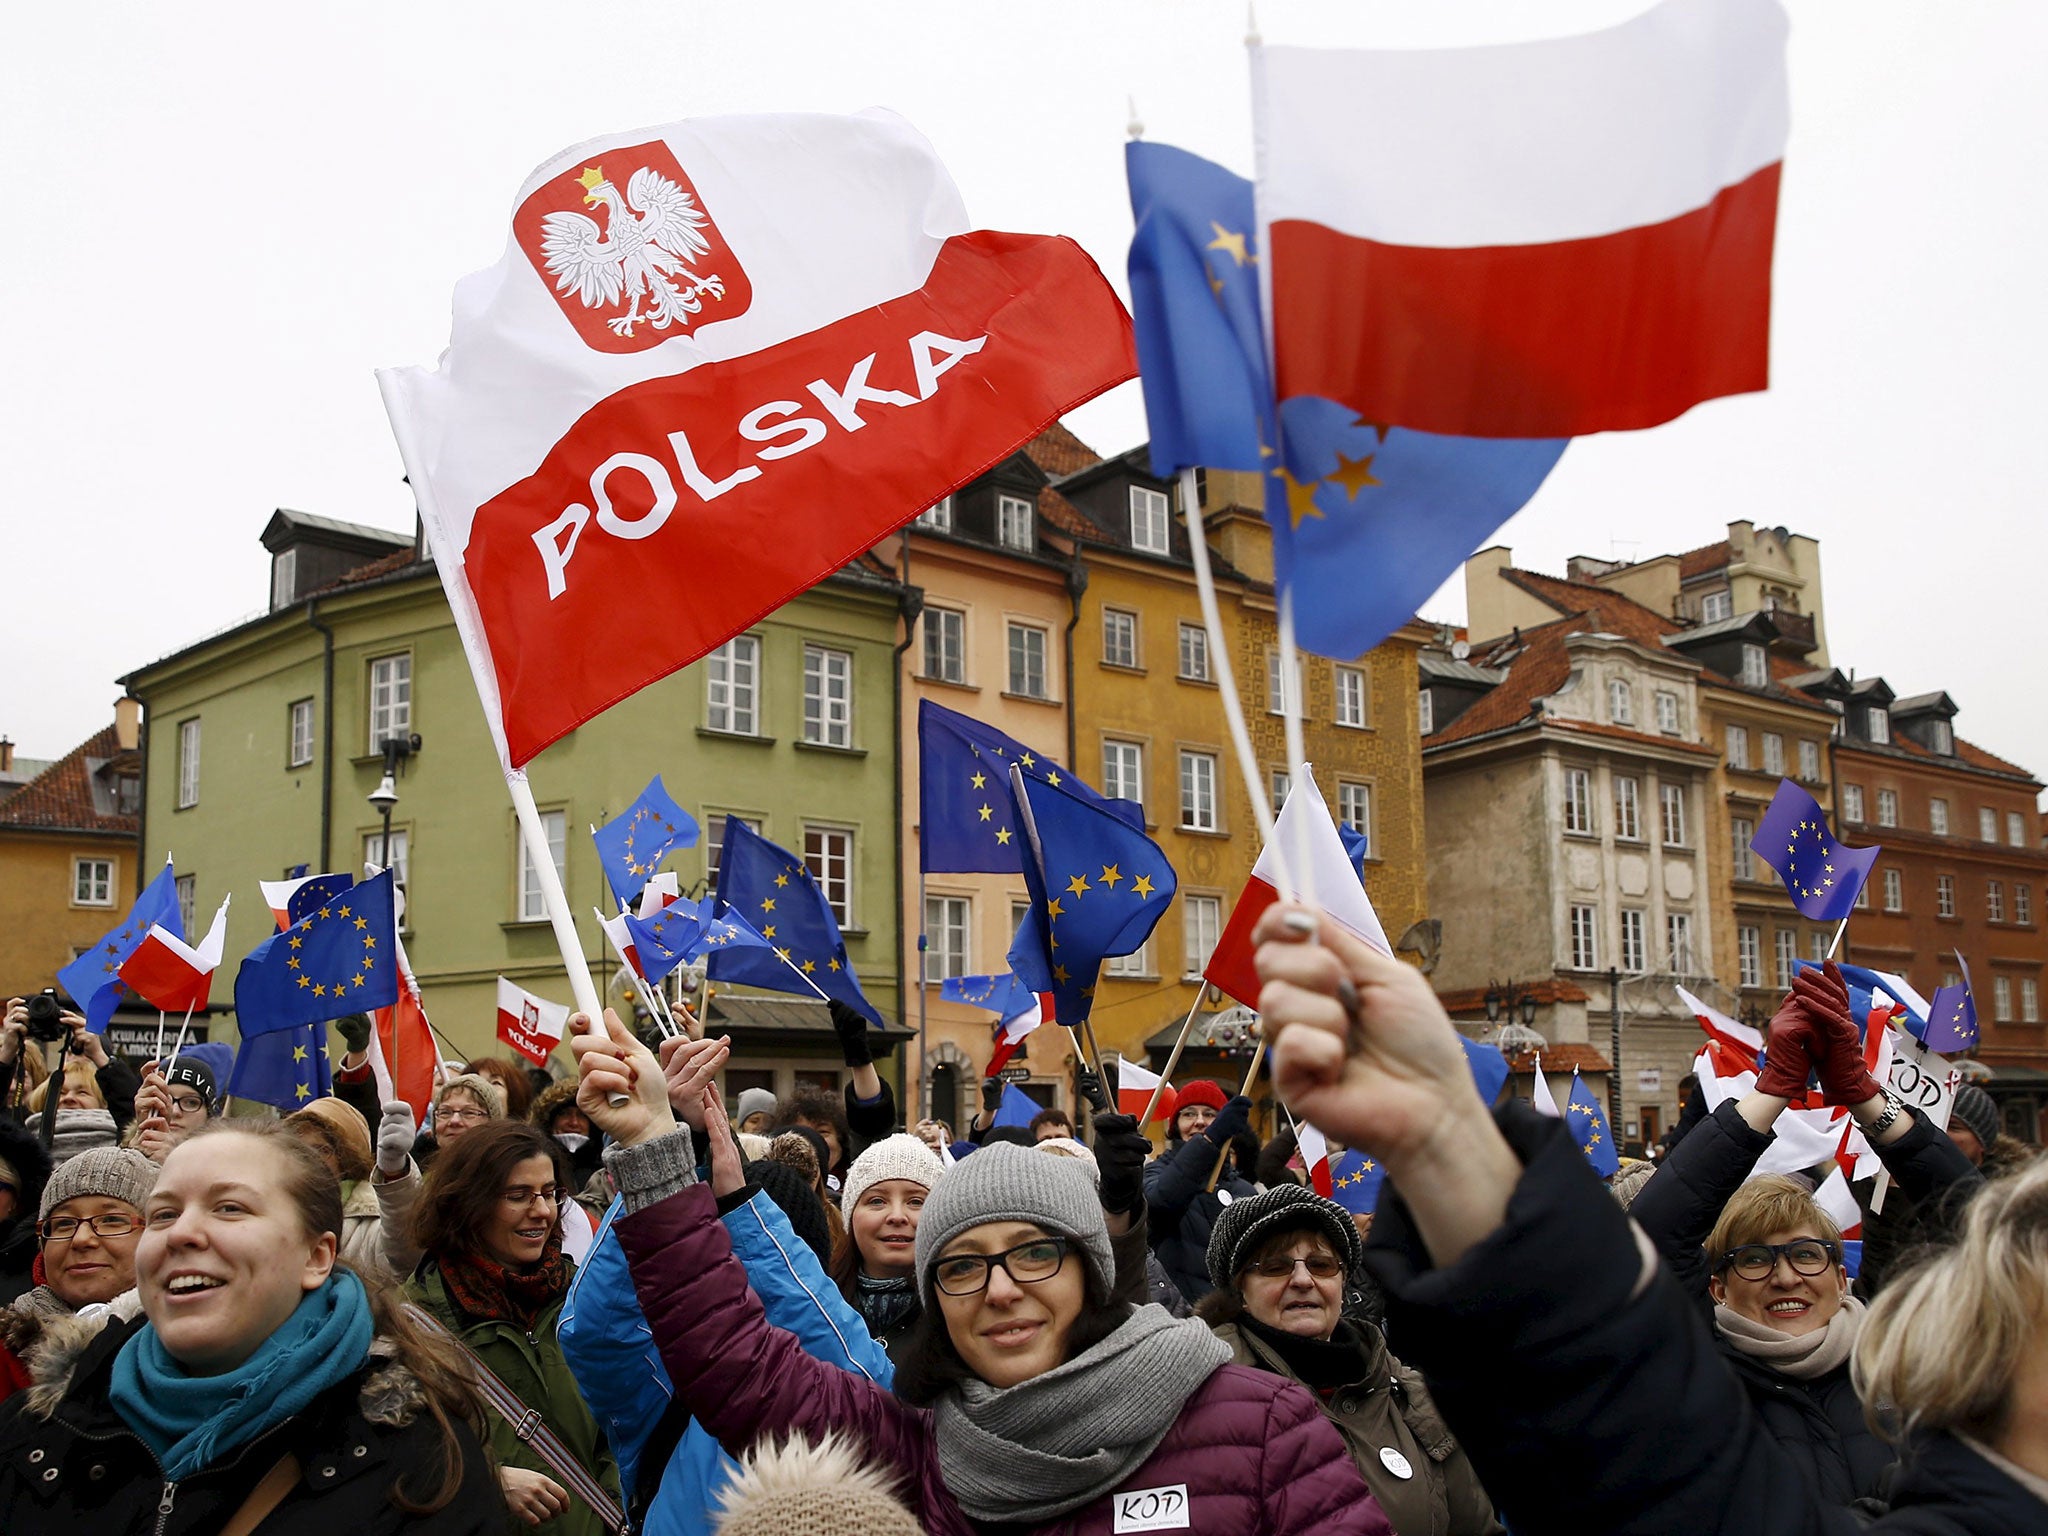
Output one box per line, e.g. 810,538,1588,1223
568,1009,1389,1536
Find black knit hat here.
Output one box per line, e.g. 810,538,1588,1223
748,1155,833,1266
163,1057,217,1115
1950,1084,2000,1153
1205,1182,1364,1292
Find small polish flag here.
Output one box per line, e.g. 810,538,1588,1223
259,873,326,931
1204,764,1391,1008
598,909,644,978
986,991,1050,1079
1815,1141,1864,1239
1530,1055,1562,1118
1295,1121,1334,1198
369,936,438,1126
634,872,682,920
120,895,231,1013
497,977,571,1067
1114,1058,1177,1124
1676,985,1764,1080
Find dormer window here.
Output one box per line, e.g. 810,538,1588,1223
1701,590,1732,623
1866,707,1890,745
916,496,953,532
1129,486,1171,555
1608,678,1634,725
996,494,1034,551
1927,720,1953,755
1739,644,1768,689
270,549,297,612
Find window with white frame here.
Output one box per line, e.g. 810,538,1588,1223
1883,868,1903,912
1930,797,1950,835
1102,609,1138,669
1726,724,1750,770
365,829,409,892
1740,645,1769,689
1866,707,1890,744
1989,880,2006,923
924,896,969,981
803,825,854,927
1774,929,1796,989
1738,926,1762,989
1842,784,1865,823
1006,624,1048,700
1979,806,1999,842
1655,691,1680,734
2010,811,2029,848
802,644,853,747
1667,912,1694,973
1270,770,1292,817
288,699,315,769
1333,666,1368,728
1101,740,1145,810
1614,776,1642,841
2018,883,2033,925
706,636,761,734
1179,750,1218,831
1266,651,1304,715
2024,978,2041,1022
1763,733,1785,776
1661,782,1688,847
1994,976,2014,1023
1569,904,1599,970
177,718,201,808
923,608,965,684
1877,789,1899,828
1177,623,1209,682
1810,931,1829,962
1731,816,1755,881
1338,782,1371,854
1564,768,1595,835
916,496,953,531
1418,689,1435,735
175,875,197,935
1798,739,1821,782
1182,895,1222,977
997,493,1034,551
1620,909,1646,974
270,548,297,612
367,654,411,755
1854,876,1870,910
1129,486,1170,554
705,814,761,889
518,810,568,921
1701,590,1733,623
1609,678,1634,725
73,858,114,907
1106,940,1151,978
1937,875,1956,918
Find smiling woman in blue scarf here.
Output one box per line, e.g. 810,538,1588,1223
0,1119,502,1534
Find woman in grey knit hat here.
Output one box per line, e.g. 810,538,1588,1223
571,1008,1389,1535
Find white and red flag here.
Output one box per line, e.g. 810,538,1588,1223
1294,1121,1334,1199
1530,1056,1563,1119
1254,0,1788,438
1675,985,1765,1080
120,894,231,1014
379,111,1136,767
1113,1057,1177,1125
986,991,1051,1079
497,977,571,1067
369,936,439,1126
1204,764,1391,1008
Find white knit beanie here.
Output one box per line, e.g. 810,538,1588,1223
839,1133,945,1219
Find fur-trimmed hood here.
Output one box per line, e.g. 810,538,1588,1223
713,1430,925,1536
530,1078,581,1131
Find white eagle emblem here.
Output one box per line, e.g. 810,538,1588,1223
541,165,729,338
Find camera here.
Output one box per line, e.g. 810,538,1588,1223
24,989,68,1044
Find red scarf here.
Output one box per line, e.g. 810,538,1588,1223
436,1227,570,1334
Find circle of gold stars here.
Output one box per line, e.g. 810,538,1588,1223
283,901,379,1000
1783,819,1839,902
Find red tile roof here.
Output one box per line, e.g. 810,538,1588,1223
1021,423,1102,479
1502,569,1682,649
0,725,139,835
1426,612,1580,746
1502,1043,1614,1074
300,544,420,601
1435,978,1591,1013
1678,540,1731,580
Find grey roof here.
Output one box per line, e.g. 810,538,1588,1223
1419,654,1507,687
1890,690,1957,718
261,508,414,550
1782,668,1848,693
702,992,913,1038
1667,610,1772,646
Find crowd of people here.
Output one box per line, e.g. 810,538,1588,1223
1,926,2044,1533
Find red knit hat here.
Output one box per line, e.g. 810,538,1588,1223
1174,1079,1229,1114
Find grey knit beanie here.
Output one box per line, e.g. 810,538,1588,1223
840,1133,945,1219
1205,1182,1363,1292
39,1145,157,1222
735,1087,779,1126
1950,1084,2000,1152
912,1142,1111,1305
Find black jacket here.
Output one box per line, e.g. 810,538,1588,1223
1877,1433,2048,1534
1143,1129,1258,1304
0,1311,503,1535
0,1118,51,1306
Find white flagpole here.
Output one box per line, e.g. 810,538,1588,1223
164,1002,197,1075
591,908,681,1040
1276,586,1319,914
153,1010,168,1066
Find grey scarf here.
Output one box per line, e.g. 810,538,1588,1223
1715,1294,1864,1381
933,1303,1232,1523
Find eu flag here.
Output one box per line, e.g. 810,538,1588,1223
1924,951,1980,1055
1565,1071,1620,1178
286,872,355,926
56,861,184,1033
940,973,1040,1020
233,869,399,1037
708,819,881,1027
1006,767,1176,1025
594,776,700,907
625,896,772,985
226,1023,332,1110
1339,824,1370,884
918,700,1138,875
1751,780,1880,921
1329,1149,1386,1217
1126,139,1567,662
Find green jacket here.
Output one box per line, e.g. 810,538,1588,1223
408,1259,620,1536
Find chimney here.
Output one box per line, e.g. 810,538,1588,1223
0,737,12,773
114,697,142,751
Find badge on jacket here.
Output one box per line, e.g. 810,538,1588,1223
1379,1446,1414,1479
1113,1483,1191,1532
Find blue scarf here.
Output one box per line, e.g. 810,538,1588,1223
110,1268,374,1481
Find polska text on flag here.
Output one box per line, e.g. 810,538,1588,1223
496,977,571,1067
378,112,1136,767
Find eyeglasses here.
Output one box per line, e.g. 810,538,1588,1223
437,1106,490,1124
1715,1239,1841,1281
501,1186,562,1209
168,1094,208,1116
39,1213,141,1245
1247,1253,1344,1281
932,1236,1073,1297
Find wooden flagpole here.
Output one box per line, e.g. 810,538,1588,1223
1139,990,1207,1126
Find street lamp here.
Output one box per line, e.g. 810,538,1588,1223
1483,979,1542,1028
367,734,414,896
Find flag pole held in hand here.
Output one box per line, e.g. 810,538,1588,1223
1140,991,1205,1127
1204,1041,1266,1194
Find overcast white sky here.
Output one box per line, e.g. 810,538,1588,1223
5,1,2043,797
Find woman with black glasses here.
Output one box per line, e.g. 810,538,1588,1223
1197,1184,1499,1536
